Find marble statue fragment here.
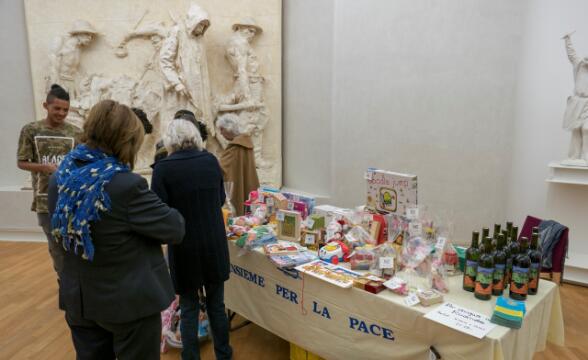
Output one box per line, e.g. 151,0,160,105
562,31,588,166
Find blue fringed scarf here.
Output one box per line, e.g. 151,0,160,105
51,144,129,261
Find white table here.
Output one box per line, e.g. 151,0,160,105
224,242,564,360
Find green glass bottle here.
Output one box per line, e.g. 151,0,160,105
506,221,513,238
511,226,519,242
481,227,491,251
528,231,542,295
463,231,480,292
475,237,494,300
493,224,501,239
492,234,507,296
482,227,490,241
510,237,531,301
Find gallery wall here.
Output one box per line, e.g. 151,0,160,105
284,0,526,244
0,0,34,188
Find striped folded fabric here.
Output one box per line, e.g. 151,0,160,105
490,296,526,329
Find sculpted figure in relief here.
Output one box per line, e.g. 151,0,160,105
217,18,270,169
159,3,215,142
562,31,588,166
47,20,98,98
118,22,169,173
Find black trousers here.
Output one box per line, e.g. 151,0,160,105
65,311,161,360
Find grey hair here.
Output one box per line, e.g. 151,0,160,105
217,113,241,136
163,119,203,153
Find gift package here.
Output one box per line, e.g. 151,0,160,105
224,168,470,305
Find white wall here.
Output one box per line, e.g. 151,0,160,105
283,0,333,197
0,0,35,187
284,0,526,244
507,0,588,279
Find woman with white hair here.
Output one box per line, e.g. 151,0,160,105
151,119,232,360
217,113,259,216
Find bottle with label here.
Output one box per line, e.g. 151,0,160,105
482,227,490,241
492,224,501,239
511,226,519,242
463,231,480,292
505,232,521,287
475,237,494,300
528,231,542,295
510,236,531,301
505,221,513,238
492,234,507,296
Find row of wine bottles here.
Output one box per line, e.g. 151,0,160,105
462,222,542,301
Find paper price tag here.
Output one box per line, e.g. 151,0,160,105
435,237,447,251
266,197,274,206
379,257,394,269
304,234,316,245
276,212,285,221
409,222,422,236
287,202,294,210
406,206,419,220
305,218,315,229
404,292,420,307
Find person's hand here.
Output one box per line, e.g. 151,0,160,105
44,163,58,174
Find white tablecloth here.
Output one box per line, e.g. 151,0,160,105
224,242,564,360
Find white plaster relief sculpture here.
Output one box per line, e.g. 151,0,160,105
27,0,282,185
46,20,98,98
562,31,588,166
159,4,215,143
123,22,168,174
217,18,270,172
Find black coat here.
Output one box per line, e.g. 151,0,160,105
152,149,230,294
48,172,185,324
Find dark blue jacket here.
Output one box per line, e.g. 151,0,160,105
152,148,229,293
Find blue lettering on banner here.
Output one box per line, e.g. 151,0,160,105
312,301,331,319
229,263,265,288
349,317,395,341
275,284,299,304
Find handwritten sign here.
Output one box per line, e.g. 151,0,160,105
424,302,496,339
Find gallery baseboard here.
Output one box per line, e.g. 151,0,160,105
0,228,45,242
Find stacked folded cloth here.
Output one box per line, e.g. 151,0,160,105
491,296,526,329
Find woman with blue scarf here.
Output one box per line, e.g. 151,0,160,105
48,100,185,360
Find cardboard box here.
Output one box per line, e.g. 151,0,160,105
365,168,417,215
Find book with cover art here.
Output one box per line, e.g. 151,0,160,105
365,168,417,215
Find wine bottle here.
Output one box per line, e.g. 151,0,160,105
475,237,494,300
492,233,507,296
528,231,542,295
463,231,480,292
511,226,519,242
506,221,513,238
493,224,501,239
482,227,490,241
510,237,531,301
